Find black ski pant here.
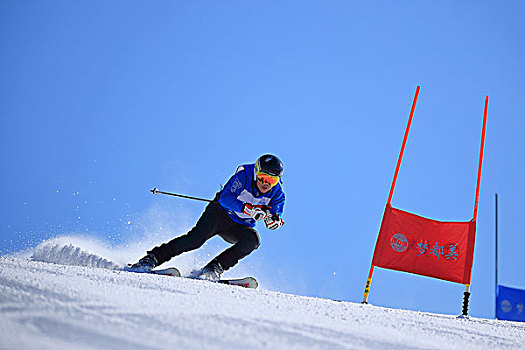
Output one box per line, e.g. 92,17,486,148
148,201,260,271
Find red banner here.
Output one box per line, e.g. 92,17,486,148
371,204,477,284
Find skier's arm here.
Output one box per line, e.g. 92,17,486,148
264,190,285,229
268,189,285,216
218,170,247,213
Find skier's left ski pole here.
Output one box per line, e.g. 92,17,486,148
150,187,213,203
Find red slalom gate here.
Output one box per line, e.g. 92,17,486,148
362,88,489,317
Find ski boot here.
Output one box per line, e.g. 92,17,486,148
197,261,224,281
125,253,158,273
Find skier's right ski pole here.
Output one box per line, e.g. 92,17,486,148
150,187,213,202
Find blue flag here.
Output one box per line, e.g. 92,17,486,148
496,285,525,322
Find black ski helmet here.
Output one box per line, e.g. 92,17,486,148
255,154,283,177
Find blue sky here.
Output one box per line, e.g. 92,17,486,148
1,1,524,318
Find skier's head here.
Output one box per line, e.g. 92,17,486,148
255,154,283,193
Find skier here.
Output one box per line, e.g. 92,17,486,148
126,154,285,281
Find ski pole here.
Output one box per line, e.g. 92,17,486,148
150,187,213,203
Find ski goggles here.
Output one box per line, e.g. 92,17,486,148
256,172,280,187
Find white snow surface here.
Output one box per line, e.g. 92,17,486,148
1,243,524,350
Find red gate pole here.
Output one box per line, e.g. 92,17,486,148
387,85,421,205
460,96,489,317
473,96,489,222
362,86,421,304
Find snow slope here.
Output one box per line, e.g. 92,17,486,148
1,244,524,350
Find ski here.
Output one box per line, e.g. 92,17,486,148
219,277,258,289
151,267,181,277
126,267,258,289
123,266,181,277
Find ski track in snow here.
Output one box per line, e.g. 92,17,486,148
1,244,524,349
